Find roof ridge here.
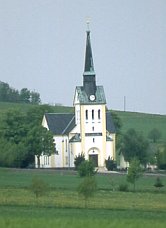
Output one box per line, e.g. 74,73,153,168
61,115,75,135
45,113,74,115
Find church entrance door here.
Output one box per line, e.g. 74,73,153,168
89,154,98,167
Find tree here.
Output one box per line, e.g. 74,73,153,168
26,126,55,168
30,177,48,199
26,105,55,127
2,109,27,144
20,88,30,103
78,160,96,177
0,81,41,104
0,81,10,102
154,177,164,191
78,176,97,208
0,109,34,167
156,145,166,170
9,88,20,102
120,128,149,166
0,105,55,168
127,158,143,192
148,128,162,143
74,153,85,170
30,91,41,104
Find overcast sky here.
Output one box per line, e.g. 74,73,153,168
0,0,165,114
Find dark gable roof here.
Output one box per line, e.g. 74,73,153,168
106,112,116,133
45,111,115,135
45,113,75,135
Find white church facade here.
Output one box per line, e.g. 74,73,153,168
35,29,116,168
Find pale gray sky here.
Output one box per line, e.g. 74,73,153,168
0,0,165,114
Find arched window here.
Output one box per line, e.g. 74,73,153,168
85,110,88,120
98,109,101,119
92,110,94,120
65,139,68,152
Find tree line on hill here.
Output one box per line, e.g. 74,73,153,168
0,81,41,104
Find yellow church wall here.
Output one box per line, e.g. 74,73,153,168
101,105,106,166
78,103,108,167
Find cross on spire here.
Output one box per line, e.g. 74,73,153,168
86,17,90,31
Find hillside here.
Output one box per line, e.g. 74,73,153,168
114,110,166,143
0,102,165,143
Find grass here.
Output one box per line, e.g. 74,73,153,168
1,206,166,228
1,168,166,191
0,168,166,227
0,101,73,113
114,110,166,143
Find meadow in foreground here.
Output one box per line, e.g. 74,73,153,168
0,168,166,228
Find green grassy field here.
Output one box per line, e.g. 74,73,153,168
0,102,73,117
114,110,166,142
0,168,166,227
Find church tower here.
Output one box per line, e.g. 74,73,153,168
83,30,96,98
39,27,116,169
73,28,115,167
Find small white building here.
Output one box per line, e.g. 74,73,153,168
36,29,116,168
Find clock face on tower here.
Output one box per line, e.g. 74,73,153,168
89,95,96,101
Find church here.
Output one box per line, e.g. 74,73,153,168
36,28,116,168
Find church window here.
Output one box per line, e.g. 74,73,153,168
65,139,68,152
92,126,94,131
92,110,94,120
44,156,49,165
85,110,88,120
93,138,95,143
98,109,101,119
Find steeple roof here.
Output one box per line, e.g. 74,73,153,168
83,29,96,97
84,30,95,75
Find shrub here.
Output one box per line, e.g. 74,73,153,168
118,183,128,192
154,177,164,190
30,177,48,198
78,160,96,177
127,158,143,192
105,156,117,171
78,176,97,208
74,153,85,170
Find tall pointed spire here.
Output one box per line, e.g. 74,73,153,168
84,30,95,73
83,25,96,97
